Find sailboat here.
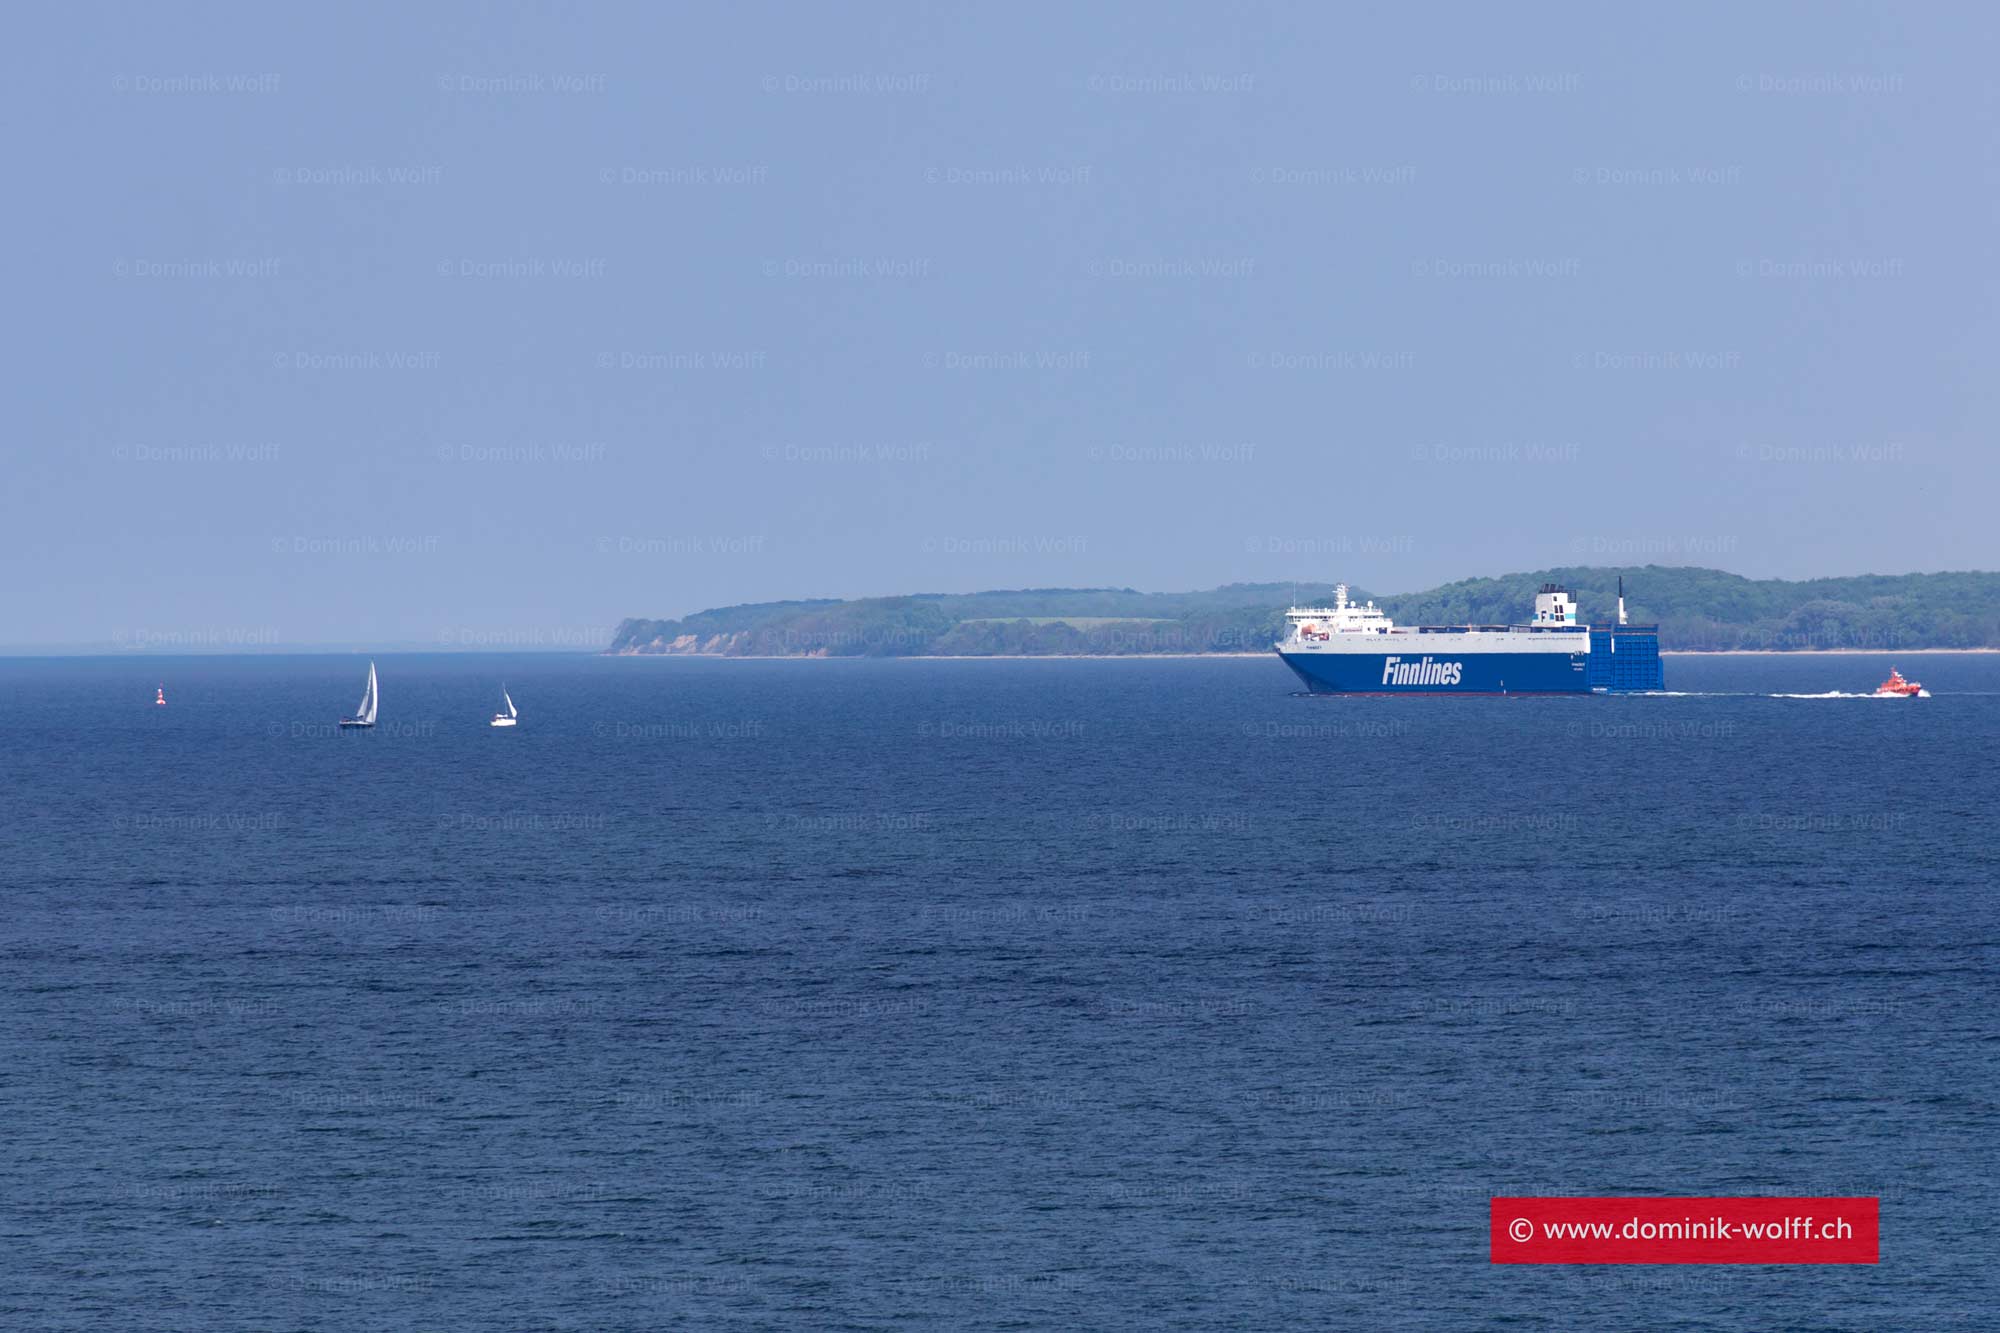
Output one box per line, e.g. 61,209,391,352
490,684,518,728
339,661,379,729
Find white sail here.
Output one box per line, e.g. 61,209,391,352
503,687,516,719
359,661,378,724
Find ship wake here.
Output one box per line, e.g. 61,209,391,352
1767,690,1931,700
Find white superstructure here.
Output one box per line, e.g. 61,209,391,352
1283,583,1393,641
1280,583,1589,657
1532,586,1581,625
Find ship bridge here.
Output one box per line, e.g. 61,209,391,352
1284,583,1393,641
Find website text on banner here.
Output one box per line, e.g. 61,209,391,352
1490,1197,1879,1264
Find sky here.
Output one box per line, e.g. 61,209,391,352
4,2,1995,649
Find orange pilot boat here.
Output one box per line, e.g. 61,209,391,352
1873,667,1923,698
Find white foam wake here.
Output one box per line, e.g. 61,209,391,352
1766,690,1922,700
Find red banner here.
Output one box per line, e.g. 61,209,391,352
1490,1197,1879,1264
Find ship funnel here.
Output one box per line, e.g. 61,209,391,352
1617,575,1627,626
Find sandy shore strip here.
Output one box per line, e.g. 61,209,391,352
612,644,2000,660
605,651,1276,660
1663,647,2000,656
610,647,1997,660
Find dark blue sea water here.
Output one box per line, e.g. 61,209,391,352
3,652,1995,1329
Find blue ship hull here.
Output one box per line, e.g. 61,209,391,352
1275,581,1664,695
1277,648,1591,694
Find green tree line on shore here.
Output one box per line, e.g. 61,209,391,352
608,567,2000,656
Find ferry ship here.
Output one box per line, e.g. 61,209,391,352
1275,579,1663,695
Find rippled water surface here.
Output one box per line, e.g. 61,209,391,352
3,652,1995,1329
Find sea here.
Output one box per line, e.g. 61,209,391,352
2,652,1995,1330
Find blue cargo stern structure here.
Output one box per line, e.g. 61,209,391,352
1583,576,1664,692
1275,577,1663,695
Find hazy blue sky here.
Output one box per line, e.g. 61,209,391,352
5,3,1994,648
